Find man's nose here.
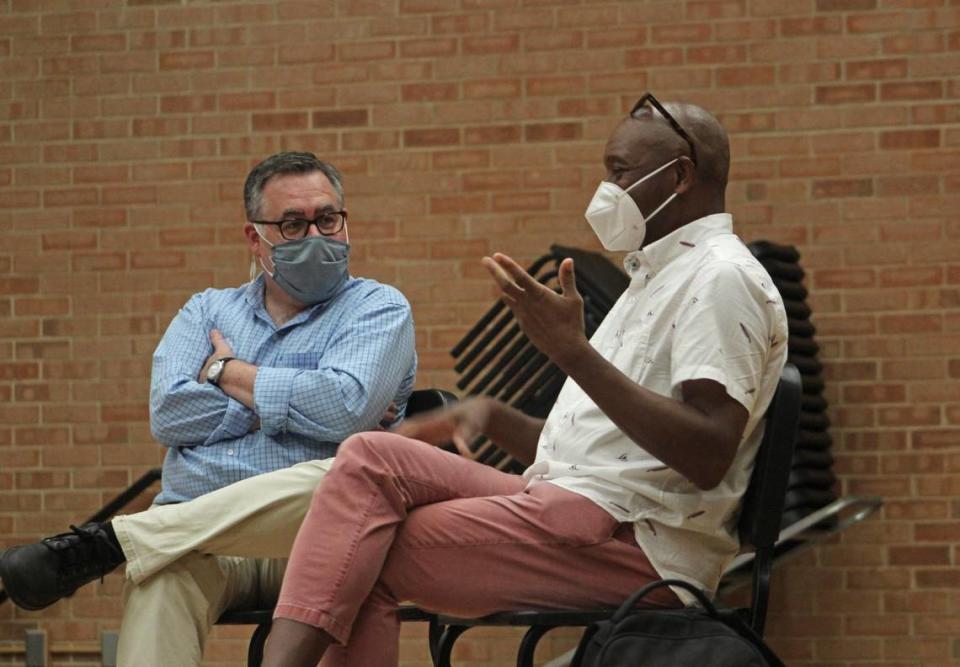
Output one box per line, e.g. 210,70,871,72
306,221,324,237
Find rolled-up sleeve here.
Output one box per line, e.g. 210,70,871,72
150,293,259,447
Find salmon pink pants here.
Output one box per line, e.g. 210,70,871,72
274,432,677,667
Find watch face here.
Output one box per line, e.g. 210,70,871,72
207,360,222,382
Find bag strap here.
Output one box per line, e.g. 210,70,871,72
573,579,786,667
572,579,787,667
610,578,719,622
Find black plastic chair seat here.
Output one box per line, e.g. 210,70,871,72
397,605,435,622
781,506,838,529
437,608,618,627
218,609,273,625
406,389,458,415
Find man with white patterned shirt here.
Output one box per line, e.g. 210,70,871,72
251,95,791,662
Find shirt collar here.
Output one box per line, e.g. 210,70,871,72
244,273,355,329
244,273,267,309
623,213,733,277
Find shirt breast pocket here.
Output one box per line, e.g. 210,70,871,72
610,322,652,372
277,351,321,370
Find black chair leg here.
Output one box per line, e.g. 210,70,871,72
248,621,271,667
428,617,443,663
516,625,552,667
435,625,469,667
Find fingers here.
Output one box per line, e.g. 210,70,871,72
451,433,478,460
391,417,423,438
379,401,398,428
209,329,234,356
391,408,481,460
481,256,522,302
483,253,552,306
558,257,579,298
392,413,452,444
492,253,540,292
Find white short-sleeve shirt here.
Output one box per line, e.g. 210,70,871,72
524,213,789,600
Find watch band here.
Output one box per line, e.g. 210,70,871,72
209,356,236,386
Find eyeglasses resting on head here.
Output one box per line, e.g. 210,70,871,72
630,92,698,167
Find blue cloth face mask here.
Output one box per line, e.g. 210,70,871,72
255,228,350,305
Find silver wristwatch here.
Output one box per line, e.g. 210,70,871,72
206,357,235,386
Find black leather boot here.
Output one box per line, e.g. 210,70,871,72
0,522,125,611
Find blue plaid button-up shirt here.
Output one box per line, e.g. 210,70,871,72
151,274,416,504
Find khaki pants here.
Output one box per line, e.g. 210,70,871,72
112,459,334,667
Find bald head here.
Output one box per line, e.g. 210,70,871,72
627,100,730,194
663,102,730,192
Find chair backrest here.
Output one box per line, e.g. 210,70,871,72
736,362,802,636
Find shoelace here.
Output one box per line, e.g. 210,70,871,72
43,524,124,584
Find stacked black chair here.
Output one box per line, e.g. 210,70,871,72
745,241,838,528
719,242,882,592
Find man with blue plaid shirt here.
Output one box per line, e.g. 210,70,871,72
0,152,417,666
124,152,416,665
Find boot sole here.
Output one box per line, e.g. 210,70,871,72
0,551,60,611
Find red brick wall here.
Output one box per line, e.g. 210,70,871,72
1,0,958,665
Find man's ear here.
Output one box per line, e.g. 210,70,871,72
674,156,696,194
243,222,260,252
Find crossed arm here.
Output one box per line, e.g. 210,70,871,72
151,293,414,448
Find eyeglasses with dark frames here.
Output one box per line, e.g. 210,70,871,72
250,210,347,241
630,92,698,167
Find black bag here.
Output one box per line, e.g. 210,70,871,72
571,579,785,667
